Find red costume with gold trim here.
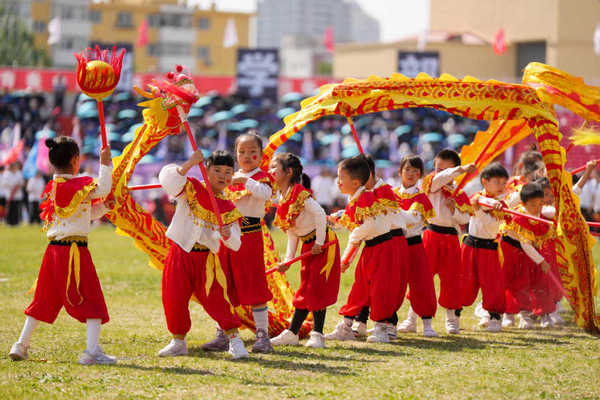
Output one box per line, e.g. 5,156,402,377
26,176,109,325
226,170,274,306
421,172,473,216
274,184,313,231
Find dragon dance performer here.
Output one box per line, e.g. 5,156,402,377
269,153,341,349
203,132,274,354
10,137,116,365
157,150,248,360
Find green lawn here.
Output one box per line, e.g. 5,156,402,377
1,224,600,400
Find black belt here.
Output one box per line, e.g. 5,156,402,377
427,224,457,235
365,232,392,247
406,236,422,246
191,243,210,252
463,235,498,250
49,236,88,247
390,228,404,237
501,235,522,250
241,216,262,234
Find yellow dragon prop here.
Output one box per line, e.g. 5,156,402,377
261,62,600,333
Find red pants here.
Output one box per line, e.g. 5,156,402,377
405,238,437,318
500,237,534,314
25,243,109,324
228,229,272,306
162,243,241,335
460,238,505,314
541,240,563,303
422,228,462,309
340,236,404,322
293,229,341,311
529,261,556,316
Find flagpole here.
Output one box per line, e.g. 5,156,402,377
265,240,336,275
346,116,364,154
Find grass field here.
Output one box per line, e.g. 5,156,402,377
1,224,600,400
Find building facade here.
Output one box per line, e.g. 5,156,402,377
4,0,251,75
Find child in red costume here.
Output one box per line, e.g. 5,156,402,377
203,132,274,353
395,156,439,337
157,150,248,359
460,162,510,332
421,149,475,334
9,136,115,365
269,153,341,349
325,156,405,344
500,183,554,329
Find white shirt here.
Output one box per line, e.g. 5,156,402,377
427,166,471,227
46,164,112,240
468,195,503,240
396,184,430,238
2,169,24,201
342,186,391,261
231,168,272,218
159,164,241,254
26,176,46,201
578,179,596,208
311,175,336,207
275,186,327,261
373,179,420,232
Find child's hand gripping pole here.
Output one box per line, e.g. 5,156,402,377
266,240,337,275
176,105,223,230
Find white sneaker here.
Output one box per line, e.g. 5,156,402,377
158,339,188,357
9,342,28,361
487,319,502,332
502,314,515,328
324,320,356,341
478,315,491,328
228,335,249,359
474,302,489,319
549,311,564,326
518,311,534,329
270,329,299,346
79,346,117,365
422,319,438,337
352,321,368,337
445,309,460,334
540,314,553,329
397,317,417,333
387,324,398,340
305,331,326,348
367,323,390,343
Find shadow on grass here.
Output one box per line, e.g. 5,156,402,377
267,347,380,363
395,334,529,351
244,356,357,376
113,363,214,376
328,344,406,357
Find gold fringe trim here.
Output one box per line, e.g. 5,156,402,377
274,189,311,231
185,181,242,225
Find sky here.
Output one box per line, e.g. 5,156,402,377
188,0,429,42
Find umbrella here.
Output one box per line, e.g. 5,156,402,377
117,109,137,120
447,133,467,146
77,102,98,119
319,134,337,145
139,154,155,164
115,92,132,102
341,124,351,135
230,104,249,115
188,108,204,118
227,122,244,132
193,96,213,108
288,132,302,142
35,129,56,140
239,119,259,130
375,159,393,168
281,92,303,103
394,125,412,136
421,132,444,143
276,107,296,119
341,146,360,158
211,110,233,123
110,149,122,158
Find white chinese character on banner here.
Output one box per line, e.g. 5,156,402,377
398,54,421,78
1,70,16,89
300,79,316,95
26,71,42,90
237,52,279,97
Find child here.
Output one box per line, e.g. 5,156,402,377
157,150,248,359
421,149,475,334
203,133,274,353
9,137,115,365
500,183,554,329
460,162,509,332
268,153,341,349
26,171,46,224
395,155,439,337
350,154,417,341
325,157,402,343
505,150,545,208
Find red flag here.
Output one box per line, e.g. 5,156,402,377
137,19,148,47
324,26,334,53
493,28,506,54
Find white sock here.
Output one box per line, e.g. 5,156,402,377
422,318,433,330
86,318,101,354
17,316,40,347
406,306,418,322
343,317,353,327
173,338,185,345
252,306,269,334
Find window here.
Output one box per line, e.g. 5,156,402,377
197,17,210,30
89,10,101,23
147,44,159,57
32,21,46,33
148,13,160,27
197,46,210,61
116,12,133,28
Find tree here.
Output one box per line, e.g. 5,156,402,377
0,6,51,67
